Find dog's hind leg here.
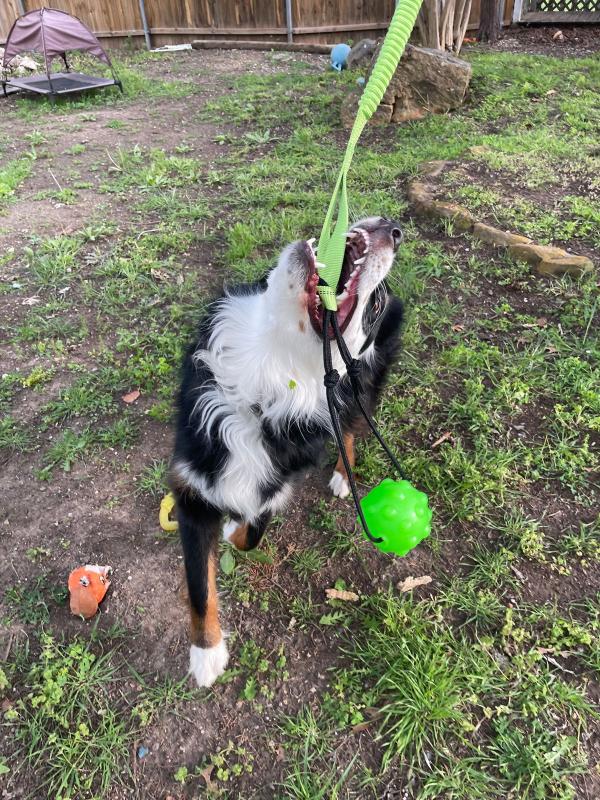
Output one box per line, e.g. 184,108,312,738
176,491,228,688
223,510,272,551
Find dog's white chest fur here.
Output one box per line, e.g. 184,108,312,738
184,284,356,520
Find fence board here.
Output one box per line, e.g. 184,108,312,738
0,0,525,49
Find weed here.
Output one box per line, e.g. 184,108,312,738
8,635,132,799
136,459,168,497
291,548,326,581
5,576,67,625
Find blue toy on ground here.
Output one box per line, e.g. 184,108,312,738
330,43,351,71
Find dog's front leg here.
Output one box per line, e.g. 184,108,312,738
329,431,355,499
176,491,229,688
223,511,272,551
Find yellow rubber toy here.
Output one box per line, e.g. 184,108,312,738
159,492,179,532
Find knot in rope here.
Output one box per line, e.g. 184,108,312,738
347,359,362,381
323,370,340,389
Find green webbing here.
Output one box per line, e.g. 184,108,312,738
317,0,424,310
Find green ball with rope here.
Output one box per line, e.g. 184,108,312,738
317,0,432,557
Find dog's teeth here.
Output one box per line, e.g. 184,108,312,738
346,231,359,239
307,237,316,248
354,256,366,265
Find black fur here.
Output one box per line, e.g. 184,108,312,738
170,273,403,657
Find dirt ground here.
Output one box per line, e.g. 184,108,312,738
0,34,599,800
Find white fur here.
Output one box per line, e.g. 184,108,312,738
329,470,350,499
189,640,229,688
179,218,396,521
222,519,238,542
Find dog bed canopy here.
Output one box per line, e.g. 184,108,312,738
1,7,122,99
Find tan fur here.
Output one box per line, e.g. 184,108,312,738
189,556,222,647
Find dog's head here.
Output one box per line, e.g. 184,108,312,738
267,217,402,349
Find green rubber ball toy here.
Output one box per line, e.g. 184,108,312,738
359,478,432,556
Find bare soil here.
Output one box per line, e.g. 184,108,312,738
0,43,598,800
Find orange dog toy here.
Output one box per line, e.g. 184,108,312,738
68,565,112,619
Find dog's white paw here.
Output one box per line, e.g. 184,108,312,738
222,519,237,542
329,470,350,499
189,640,229,688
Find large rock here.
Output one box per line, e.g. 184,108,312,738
346,38,377,69
342,44,471,127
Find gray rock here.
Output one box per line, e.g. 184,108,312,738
346,38,377,69
346,44,472,126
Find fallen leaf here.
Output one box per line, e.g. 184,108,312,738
535,317,548,327
199,764,215,791
431,431,452,449
325,588,359,602
21,296,40,306
220,549,235,575
552,30,564,41
121,390,140,404
452,323,465,332
150,268,171,282
352,720,374,733
398,575,432,593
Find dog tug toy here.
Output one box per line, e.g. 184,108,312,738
159,491,179,531
68,564,112,619
317,0,431,556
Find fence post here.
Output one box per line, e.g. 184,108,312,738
138,0,152,50
284,0,293,42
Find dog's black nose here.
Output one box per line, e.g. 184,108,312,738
387,220,403,251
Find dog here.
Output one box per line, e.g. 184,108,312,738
169,216,404,687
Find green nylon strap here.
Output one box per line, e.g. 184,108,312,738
317,0,424,311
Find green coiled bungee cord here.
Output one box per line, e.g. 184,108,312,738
316,0,424,310
317,0,432,556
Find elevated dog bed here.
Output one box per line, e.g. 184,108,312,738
1,7,122,100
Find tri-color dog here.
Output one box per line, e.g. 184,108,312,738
170,217,404,687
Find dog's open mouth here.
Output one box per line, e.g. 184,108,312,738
305,229,369,337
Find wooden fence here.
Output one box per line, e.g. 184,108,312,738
1,1,517,49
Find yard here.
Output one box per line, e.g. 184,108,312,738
0,33,599,799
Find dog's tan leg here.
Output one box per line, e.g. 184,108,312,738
189,553,222,648
187,549,229,688
330,431,355,499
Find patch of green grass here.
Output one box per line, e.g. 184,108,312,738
4,576,67,625
311,593,594,798
16,305,89,345
104,146,201,194
24,235,82,288
39,418,139,479
291,548,326,581
7,634,133,799
0,417,31,452
0,156,33,207
136,459,168,497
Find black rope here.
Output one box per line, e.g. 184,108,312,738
323,309,383,543
330,312,405,481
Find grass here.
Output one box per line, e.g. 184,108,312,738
0,157,33,207
6,635,132,800
0,44,598,800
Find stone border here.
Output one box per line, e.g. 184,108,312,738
407,161,594,278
